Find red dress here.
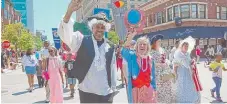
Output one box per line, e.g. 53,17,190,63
132,57,151,88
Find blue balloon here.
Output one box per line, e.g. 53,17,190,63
127,9,141,25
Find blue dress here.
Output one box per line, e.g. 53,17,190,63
173,50,200,103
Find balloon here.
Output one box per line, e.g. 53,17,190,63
127,9,141,25
114,0,124,8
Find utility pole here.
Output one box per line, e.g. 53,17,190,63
111,0,128,41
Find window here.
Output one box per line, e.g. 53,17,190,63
138,0,142,1
199,4,206,19
180,4,190,18
156,12,162,24
173,6,179,18
217,6,220,19
221,7,227,20
130,0,134,1
4,9,8,19
191,4,198,18
162,11,166,23
130,5,135,8
149,14,152,23
168,7,173,21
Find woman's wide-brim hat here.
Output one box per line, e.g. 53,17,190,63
149,34,164,45
87,13,111,32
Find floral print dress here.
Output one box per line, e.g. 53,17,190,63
150,48,176,103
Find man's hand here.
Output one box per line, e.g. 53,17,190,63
64,0,82,23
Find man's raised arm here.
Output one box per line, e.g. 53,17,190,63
58,0,83,53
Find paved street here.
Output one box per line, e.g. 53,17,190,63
1,61,227,103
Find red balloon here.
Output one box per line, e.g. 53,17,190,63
2,40,10,49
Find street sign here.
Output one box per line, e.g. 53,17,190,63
2,40,10,49
93,8,111,20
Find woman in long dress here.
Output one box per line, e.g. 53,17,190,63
173,37,201,103
149,34,175,103
121,31,156,103
44,46,64,103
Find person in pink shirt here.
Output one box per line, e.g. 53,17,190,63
43,46,64,103
196,45,202,64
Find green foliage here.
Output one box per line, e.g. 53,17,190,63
33,35,43,51
18,30,34,51
107,31,119,44
2,23,23,44
73,22,92,35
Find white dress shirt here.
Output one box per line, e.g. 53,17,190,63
58,18,117,96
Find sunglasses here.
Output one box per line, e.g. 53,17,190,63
49,50,54,52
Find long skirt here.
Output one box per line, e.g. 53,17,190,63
132,85,156,103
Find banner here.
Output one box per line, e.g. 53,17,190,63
52,28,61,50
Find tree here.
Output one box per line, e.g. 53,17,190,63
107,31,119,44
18,30,34,51
33,35,43,51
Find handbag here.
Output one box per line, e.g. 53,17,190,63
161,73,175,81
42,58,49,80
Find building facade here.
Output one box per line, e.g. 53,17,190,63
1,0,21,26
11,0,34,33
127,0,149,9
76,0,112,22
138,0,227,55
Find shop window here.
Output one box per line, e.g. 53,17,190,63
180,4,190,19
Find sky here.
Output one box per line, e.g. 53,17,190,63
33,0,76,44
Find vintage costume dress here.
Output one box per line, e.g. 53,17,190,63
150,48,175,103
173,50,201,103
121,48,156,103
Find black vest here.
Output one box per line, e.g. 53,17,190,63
72,36,115,87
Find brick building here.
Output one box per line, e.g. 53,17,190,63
138,0,227,55
1,0,21,25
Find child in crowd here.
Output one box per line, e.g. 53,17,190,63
36,60,44,88
64,52,76,97
209,53,227,102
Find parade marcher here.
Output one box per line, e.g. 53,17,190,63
64,52,76,97
43,46,64,103
58,0,117,103
149,34,175,103
40,40,50,103
121,31,156,103
209,53,227,102
22,48,38,92
173,36,201,103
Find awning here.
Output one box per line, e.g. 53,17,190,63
136,26,227,39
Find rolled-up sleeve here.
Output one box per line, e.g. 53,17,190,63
58,18,84,53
